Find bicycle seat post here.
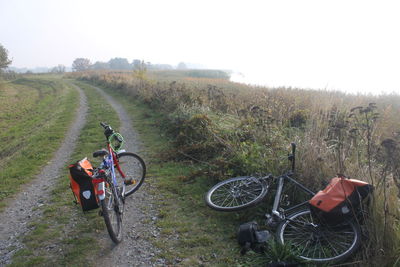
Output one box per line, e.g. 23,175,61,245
289,142,296,172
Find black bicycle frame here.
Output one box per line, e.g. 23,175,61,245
271,173,315,219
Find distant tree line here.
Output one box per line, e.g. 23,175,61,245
72,57,189,72
50,64,66,73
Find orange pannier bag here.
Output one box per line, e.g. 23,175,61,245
309,176,373,225
68,158,100,211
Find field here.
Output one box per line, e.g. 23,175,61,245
2,71,399,266
0,77,78,210
70,69,400,266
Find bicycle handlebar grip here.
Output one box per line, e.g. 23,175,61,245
100,122,107,128
291,142,296,155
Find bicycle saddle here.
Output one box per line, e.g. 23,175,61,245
93,150,108,158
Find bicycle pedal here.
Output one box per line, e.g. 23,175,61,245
98,210,103,217
124,179,136,185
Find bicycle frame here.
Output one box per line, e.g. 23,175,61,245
104,143,127,198
269,172,315,221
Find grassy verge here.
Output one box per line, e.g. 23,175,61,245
0,77,79,210
9,79,315,266
10,80,120,266
94,83,265,266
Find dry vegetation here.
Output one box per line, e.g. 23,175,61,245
69,70,400,265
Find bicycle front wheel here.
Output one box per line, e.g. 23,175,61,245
277,209,361,263
116,152,146,197
205,176,268,211
101,182,123,243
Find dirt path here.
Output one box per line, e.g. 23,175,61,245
89,84,163,267
0,83,88,266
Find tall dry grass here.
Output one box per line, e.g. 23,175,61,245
69,70,400,265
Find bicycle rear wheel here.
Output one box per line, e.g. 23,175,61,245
205,176,268,211
101,182,123,243
116,152,146,197
277,209,361,263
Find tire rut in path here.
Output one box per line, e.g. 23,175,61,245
0,83,88,266
89,84,163,267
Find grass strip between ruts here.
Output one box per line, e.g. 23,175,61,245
9,80,120,267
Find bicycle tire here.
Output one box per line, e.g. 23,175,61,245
276,209,361,263
205,176,268,211
101,182,123,243
116,152,146,197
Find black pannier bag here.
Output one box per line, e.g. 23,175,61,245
309,176,373,225
68,158,99,211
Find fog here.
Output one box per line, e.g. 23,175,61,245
1,0,399,94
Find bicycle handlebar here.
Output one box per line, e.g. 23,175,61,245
100,122,114,140
100,122,124,149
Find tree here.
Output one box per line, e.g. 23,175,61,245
133,60,148,90
108,57,131,70
50,64,66,73
132,59,142,70
177,62,187,70
92,61,110,70
0,43,12,73
72,58,91,72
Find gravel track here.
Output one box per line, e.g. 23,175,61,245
89,84,162,267
0,83,88,266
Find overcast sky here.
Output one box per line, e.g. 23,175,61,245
1,0,399,94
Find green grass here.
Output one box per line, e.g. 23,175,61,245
0,77,79,210
94,83,261,266
10,80,120,266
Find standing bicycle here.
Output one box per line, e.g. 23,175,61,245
69,123,146,243
205,143,369,264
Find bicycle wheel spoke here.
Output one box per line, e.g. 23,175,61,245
278,209,361,263
116,152,146,197
220,194,233,207
101,182,123,243
206,176,268,210
322,234,341,256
